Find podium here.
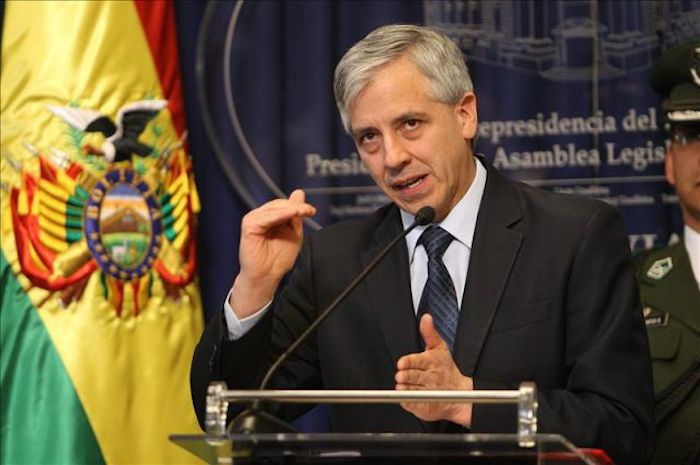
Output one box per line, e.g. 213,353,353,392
171,382,611,464
171,433,606,464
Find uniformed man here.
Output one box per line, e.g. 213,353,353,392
637,39,700,465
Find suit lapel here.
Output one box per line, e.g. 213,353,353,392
360,207,431,432
454,165,524,375
361,207,423,366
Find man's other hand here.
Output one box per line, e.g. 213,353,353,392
395,314,474,426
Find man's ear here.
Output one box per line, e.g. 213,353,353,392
665,149,677,187
455,92,478,140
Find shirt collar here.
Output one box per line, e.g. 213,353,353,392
401,157,487,263
684,224,700,283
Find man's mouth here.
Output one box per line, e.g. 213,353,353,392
393,175,427,190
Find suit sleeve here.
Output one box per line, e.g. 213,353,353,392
471,203,655,465
190,239,322,430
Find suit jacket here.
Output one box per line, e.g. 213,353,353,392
637,242,700,465
191,161,654,464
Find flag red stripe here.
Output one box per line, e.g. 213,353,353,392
133,0,188,141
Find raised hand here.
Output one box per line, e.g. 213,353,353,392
230,189,316,318
395,314,474,426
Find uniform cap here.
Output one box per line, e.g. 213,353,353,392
650,40,700,123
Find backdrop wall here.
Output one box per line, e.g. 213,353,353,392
175,0,700,321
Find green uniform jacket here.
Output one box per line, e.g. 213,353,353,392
637,242,700,465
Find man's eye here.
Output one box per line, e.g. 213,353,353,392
404,119,420,130
359,132,377,143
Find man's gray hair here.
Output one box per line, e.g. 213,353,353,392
333,24,473,133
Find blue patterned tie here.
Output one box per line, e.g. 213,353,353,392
417,226,459,351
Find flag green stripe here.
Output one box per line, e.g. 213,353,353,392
74,186,89,201
66,205,83,218
65,217,82,229
161,202,174,217
65,228,83,242
0,252,105,465
165,227,177,241
163,214,175,228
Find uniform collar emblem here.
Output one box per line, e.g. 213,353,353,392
647,257,673,280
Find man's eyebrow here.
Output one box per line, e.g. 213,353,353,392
392,111,429,125
351,112,430,137
351,125,375,139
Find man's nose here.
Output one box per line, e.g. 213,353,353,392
383,135,411,170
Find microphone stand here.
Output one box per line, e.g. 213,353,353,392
229,207,436,434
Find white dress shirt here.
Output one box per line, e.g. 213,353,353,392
224,157,487,338
401,157,486,312
684,224,700,289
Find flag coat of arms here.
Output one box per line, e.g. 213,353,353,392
1,1,204,463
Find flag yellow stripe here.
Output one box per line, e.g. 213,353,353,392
39,229,68,253
189,174,201,213
173,230,187,251
169,199,186,226
38,215,66,238
172,188,188,220
17,188,29,215
39,204,66,226
172,213,188,251
56,170,78,197
30,189,40,216
18,175,30,215
167,172,187,197
38,191,68,216
38,179,70,203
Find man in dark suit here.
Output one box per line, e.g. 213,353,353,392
191,24,654,464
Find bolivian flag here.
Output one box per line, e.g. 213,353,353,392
1,1,204,464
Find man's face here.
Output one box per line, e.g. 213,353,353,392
348,57,477,222
666,123,700,232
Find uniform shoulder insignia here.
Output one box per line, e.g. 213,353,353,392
646,256,673,280
643,306,669,327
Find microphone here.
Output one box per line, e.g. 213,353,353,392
230,206,436,433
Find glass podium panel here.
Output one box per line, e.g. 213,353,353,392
170,433,604,465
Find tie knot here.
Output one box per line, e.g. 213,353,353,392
418,226,453,260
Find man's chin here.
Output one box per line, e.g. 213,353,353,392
394,201,423,217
